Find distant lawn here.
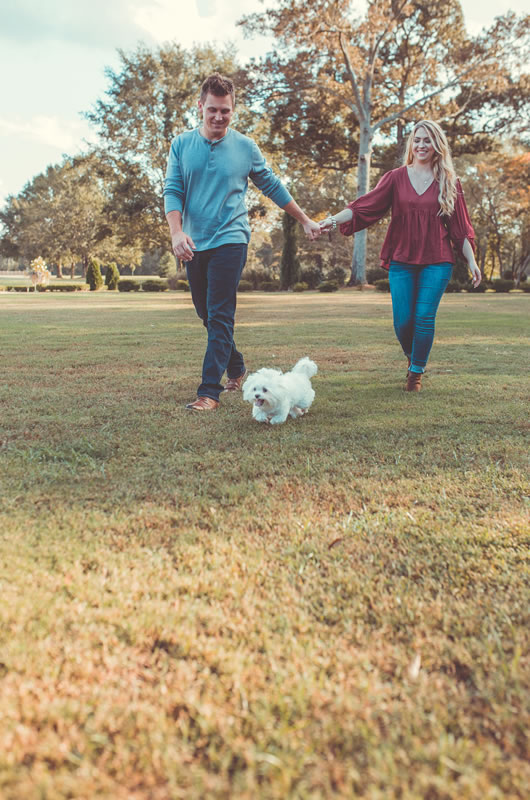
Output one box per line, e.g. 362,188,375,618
0,290,528,800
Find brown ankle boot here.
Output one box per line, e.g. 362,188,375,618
406,371,422,392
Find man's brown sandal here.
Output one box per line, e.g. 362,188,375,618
223,370,247,392
185,397,219,411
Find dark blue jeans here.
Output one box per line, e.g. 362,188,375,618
186,243,248,400
388,261,452,373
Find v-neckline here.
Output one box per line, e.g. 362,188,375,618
406,166,435,197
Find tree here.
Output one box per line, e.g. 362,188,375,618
86,257,103,291
240,0,529,283
157,251,176,278
105,262,121,290
280,212,301,289
0,154,116,276
459,148,530,282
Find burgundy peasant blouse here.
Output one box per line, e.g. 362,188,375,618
339,165,475,269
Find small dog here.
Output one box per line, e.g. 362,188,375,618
242,357,318,424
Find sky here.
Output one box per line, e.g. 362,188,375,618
0,0,527,205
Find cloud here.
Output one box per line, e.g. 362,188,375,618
196,0,217,17
0,115,96,151
0,0,153,49
0,0,272,59
133,0,271,59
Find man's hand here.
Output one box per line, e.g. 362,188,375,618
303,220,321,241
172,231,196,262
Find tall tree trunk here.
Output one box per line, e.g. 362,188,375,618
56,261,63,278
348,123,372,286
280,212,301,289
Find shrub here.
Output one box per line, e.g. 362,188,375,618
468,281,488,293
118,279,141,292
86,257,103,291
243,268,271,289
501,270,514,280
142,279,168,292
37,283,88,292
492,279,514,293
237,280,253,292
520,274,527,283
327,266,347,287
261,280,281,292
172,279,190,291
293,282,309,292
300,267,323,289
105,262,120,290
445,280,464,293
366,267,388,284
521,283,530,293
318,280,339,293
374,278,390,292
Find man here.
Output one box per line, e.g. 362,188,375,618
163,73,320,411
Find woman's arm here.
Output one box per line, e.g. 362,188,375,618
319,208,353,232
320,170,394,237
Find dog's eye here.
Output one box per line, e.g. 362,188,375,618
262,387,268,393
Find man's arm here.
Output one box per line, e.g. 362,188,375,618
282,199,321,241
248,142,320,240
163,138,196,262
166,210,195,262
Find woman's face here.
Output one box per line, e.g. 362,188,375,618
411,127,435,165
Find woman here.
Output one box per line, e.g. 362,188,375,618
319,120,481,391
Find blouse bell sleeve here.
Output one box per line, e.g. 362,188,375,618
339,170,394,236
445,179,476,256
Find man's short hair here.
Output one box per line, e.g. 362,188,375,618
200,73,236,107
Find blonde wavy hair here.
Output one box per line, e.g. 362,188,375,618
403,120,457,216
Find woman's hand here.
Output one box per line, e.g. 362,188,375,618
469,262,481,288
319,217,335,233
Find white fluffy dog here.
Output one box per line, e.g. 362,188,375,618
242,357,318,424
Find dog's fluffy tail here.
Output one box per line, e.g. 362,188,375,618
292,357,318,378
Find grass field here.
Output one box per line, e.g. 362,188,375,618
0,289,528,799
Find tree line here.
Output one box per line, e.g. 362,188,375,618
1,0,529,286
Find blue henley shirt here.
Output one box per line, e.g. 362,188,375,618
163,128,293,251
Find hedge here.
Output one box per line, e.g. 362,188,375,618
492,279,514,293
118,279,141,292
318,280,339,292
141,279,168,292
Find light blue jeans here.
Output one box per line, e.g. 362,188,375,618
388,261,452,373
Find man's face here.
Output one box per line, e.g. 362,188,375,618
198,93,234,140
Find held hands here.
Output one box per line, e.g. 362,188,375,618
303,219,322,241
319,217,336,234
172,231,196,262
302,217,337,240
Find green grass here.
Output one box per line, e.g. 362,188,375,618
0,290,528,799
